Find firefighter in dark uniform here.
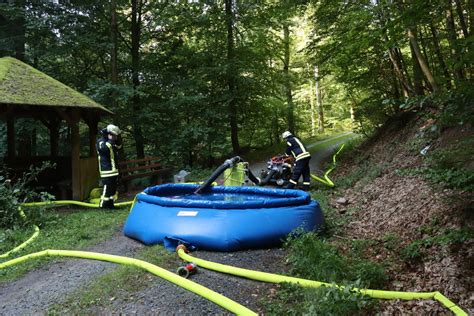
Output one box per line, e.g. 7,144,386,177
282,131,311,190
96,124,122,209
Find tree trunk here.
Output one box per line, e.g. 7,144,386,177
454,0,469,38
110,0,118,86
309,79,316,136
314,66,324,133
409,41,425,95
225,0,240,154
407,27,440,92
283,23,294,134
418,27,434,73
446,4,465,81
131,0,145,159
388,48,413,96
470,0,474,36
396,48,412,89
15,0,25,61
376,0,413,96
429,23,452,89
390,60,402,99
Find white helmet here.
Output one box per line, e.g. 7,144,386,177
282,131,292,139
106,124,121,136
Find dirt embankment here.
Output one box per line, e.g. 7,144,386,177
331,112,473,314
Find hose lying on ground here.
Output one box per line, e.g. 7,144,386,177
0,249,257,316
1,199,135,259
176,247,467,316
0,207,39,259
310,144,345,188
22,200,134,208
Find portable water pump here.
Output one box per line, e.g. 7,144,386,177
259,155,294,186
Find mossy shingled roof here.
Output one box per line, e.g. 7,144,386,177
0,57,112,114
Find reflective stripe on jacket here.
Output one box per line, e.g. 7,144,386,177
285,136,311,161
96,137,120,178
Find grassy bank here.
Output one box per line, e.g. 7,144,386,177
262,188,387,314
0,206,129,282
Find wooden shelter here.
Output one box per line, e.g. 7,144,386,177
0,56,113,200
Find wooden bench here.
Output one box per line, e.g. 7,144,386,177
118,156,171,191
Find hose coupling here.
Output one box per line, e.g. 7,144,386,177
176,262,197,278
176,244,189,253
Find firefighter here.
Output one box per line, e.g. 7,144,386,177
282,131,311,190
96,124,122,209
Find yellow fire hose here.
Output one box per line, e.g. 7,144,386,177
176,247,467,316
0,207,40,259
1,199,135,259
22,200,134,208
1,198,257,315
310,144,345,187
0,249,257,316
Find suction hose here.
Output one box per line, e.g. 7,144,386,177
246,168,261,185
195,156,242,194
176,248,467,316
0,249,257,316
257,168,278,186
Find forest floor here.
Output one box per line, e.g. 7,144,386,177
329,113,473,314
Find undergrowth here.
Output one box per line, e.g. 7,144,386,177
396,137,474,191
0,162,55,228
264,230,386,315
400,226,474,264
266,281,375,315
264,186,387,315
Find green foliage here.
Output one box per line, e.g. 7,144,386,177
435,90,474,128
422,167,474,191
397,136,474,191
337,161,370,189
284,232,387,289
0,162,54,228
382,233,400,251
400,227,474,264
265,281,375,316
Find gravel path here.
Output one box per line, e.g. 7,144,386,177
0,229,144,315
90,248,288,315
0,238,287,314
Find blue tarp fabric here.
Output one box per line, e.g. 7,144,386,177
124,184,324,251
